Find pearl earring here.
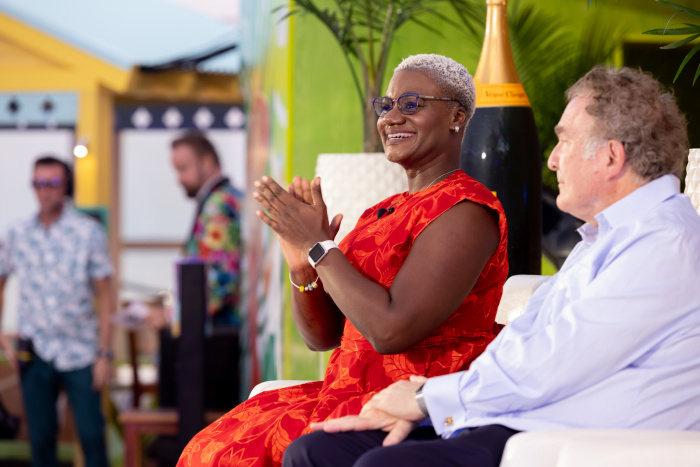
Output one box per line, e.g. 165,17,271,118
454,126,459,132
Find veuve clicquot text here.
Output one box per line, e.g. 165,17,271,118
460,0,542,276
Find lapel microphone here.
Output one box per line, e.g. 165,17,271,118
376,206,396,219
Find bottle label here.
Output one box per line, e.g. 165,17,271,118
474,80,531,107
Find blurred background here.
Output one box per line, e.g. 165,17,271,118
0,0,698,465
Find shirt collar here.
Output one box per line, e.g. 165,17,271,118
195,174,228,205
577,222,599,244
32,200,75,229
577,174,680,242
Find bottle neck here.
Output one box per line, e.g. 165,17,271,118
474,0,521,84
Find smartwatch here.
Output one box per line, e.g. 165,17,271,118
415,383,429,416
308,240,339,269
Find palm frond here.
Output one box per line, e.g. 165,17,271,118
643,26,700,35
656,0,700,20
674,41,700,84
660,32,700,49
516,6,627,190
407,16,445,36
643,0,700,84
281,0,484,151
443,0,487,39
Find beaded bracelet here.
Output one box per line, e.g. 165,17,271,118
289,272,320,293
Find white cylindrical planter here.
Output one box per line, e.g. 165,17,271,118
315,153,409,242
685,148,700,215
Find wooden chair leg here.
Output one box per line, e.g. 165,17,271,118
123,423,142,467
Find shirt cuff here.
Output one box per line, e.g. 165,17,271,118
423,371,468,438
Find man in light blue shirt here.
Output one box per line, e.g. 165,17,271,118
283,67,700,466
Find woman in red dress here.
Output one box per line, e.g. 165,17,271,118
178,54,508,466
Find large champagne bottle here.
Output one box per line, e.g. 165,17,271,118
460,0,541,276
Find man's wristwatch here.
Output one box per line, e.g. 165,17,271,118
307,240,339,269
97,349,114,360
415,383,429,416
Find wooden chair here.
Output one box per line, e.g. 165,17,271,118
117,328,227,467
118,409,225,467
115,316,174,466
118,263,237,467
125,329,159,409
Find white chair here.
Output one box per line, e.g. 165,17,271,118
501,429,700,467
248,274,549,399
249,272,700,466
249,150,700,465
249,379,312,398
501,153,700,466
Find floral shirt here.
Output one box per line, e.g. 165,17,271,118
186,177,242,327
0,206,113,371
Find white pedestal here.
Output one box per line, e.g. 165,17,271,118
315,153,408,242
685,148,700,215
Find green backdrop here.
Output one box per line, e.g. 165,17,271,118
281,0,700,380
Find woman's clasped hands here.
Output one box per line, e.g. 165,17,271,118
253,175,342,270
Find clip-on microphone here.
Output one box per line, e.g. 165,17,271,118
376,206,395,219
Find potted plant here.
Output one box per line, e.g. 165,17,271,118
282,0,481,240
285,0,481,152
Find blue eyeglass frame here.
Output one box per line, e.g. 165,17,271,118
371,93,462,117
32,176,64,189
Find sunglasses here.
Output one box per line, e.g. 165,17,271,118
32,177,64,189
371,93,462,118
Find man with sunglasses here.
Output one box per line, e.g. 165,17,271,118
0,156,113,467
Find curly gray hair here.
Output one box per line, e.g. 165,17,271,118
567,66,688,181
394,54,476,123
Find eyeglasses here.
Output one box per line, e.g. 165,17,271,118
32,177,64,189
371,93,462,118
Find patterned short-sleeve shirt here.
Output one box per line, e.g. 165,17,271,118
185,179,242,327
0,205,113,371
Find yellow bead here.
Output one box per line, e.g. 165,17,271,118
300,286,304,293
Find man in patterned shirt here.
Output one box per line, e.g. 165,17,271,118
0,156,114,467
171,131,242,327
139,133,243,465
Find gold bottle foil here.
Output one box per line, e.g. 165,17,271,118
474,0,531,107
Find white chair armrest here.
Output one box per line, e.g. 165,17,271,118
496,274,549,325
249,380,314,399
500,429,700,467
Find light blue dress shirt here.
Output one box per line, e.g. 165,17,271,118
424,174,700,436
0,205,113,371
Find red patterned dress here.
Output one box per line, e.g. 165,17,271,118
177,171,508,466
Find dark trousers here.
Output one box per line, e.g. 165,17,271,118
20,355,108,467
283,424,519,467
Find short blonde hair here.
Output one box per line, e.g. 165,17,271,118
395,54,476,123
